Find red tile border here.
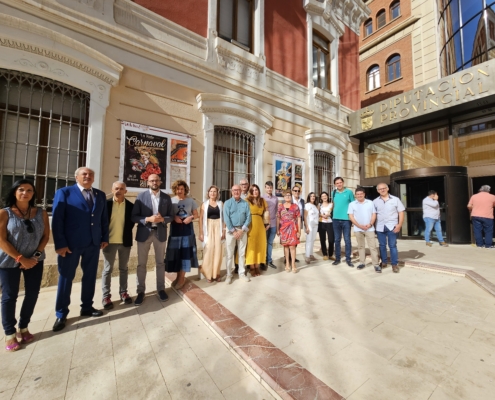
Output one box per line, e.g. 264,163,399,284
166,273,344,400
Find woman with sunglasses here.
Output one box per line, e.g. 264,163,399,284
277,189,301,273
0,180,49,352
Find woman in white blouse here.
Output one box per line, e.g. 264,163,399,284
304,192,320,263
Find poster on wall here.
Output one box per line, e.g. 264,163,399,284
120,121,191,193
273,154,305,197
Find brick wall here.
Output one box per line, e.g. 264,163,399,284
339,26,360,110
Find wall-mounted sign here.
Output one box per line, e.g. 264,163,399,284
272,153,305,197
350,59,495,136
120,121,191,192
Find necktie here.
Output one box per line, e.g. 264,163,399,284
84,189,94,209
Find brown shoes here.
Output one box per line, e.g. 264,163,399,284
392,265,399,273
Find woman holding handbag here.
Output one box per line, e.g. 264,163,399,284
198,185,225,283
0,180,49,352
304,192,319,263
245,184,268,277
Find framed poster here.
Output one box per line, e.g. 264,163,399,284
120,121,191,193
273,154,305,198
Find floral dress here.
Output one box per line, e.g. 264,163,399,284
277,203,300,246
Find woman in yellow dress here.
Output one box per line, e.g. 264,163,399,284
245,184,268,277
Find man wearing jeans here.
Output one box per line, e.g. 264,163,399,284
468,185,495,248
101,182,135,309
423,190,448,247
332,177,355,267
224,185,252,284
262,181,278,269
373,183,405,273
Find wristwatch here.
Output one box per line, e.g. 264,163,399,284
33,250,42,258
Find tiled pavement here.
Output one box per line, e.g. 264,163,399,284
2,239,495,399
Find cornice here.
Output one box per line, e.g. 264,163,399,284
305,128,349,151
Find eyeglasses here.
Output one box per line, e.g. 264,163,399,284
292,190,300,193
23,219,34,233
377,188,387,191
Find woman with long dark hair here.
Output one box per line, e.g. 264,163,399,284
318,191,334,261
0,180,49,352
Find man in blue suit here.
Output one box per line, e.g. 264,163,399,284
132,174,173,306
52,167,109,332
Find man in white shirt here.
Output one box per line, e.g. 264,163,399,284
423,190,448,247
348,187,380,272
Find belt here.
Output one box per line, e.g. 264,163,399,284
150,226,158,230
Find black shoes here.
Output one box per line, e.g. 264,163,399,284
268,262,277,269
374,265,382,273
52,317,67,332
260,264,268,271
332,260,341,265
357,264,366,270
158,290,169,302
347,261,354,268
295,258,300,263
135,292,145,306
234,265,239,274
80,307,103,317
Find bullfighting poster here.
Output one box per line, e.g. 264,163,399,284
120,121,191,192
273,154,305,198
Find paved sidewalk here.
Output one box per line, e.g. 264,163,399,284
195,240,495,400
0,277,274,400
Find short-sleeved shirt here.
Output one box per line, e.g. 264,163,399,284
468,192,495,219
348,199,376,232
304,203,319,227
332,188,355,220
171,197,197,219
262,194,279,227
373,195,405,232
423,196,440,219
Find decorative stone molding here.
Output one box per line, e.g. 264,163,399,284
14,58,67,77
314,87,340,117
197,94,274,132
113,0,207,57
305,128,349,154
304,0,370,36
214,36,265,81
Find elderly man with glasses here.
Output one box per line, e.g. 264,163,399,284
240,178,250,199
373,183,405,273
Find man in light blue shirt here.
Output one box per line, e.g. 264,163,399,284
373,183,405,273
223,185,252,284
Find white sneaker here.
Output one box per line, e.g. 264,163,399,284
226,276,232,285
240,274,250,282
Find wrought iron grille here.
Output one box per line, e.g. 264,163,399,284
213,126,255,202
0,68,89,210
314,150,335,195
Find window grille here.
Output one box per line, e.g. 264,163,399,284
213,126,255,202
0,68,89,210
314,151,335,195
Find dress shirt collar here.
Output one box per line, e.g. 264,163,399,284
77,183,92,193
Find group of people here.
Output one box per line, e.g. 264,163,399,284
2,165,493,353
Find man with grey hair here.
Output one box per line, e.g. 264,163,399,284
52,167,109,332
468,185,495,248
240,178,250,199
101,181,135,309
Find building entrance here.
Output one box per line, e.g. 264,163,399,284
390,167,471,244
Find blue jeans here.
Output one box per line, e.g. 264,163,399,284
333,219,352,262
377,226,398,265
424,217,444,243
0,262,44,335
266,227,277,263
472,217,494,248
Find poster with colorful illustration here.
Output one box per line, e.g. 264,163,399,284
170,139,188,165
272,154,305,197
120,122,191,192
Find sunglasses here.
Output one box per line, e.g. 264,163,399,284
292,190,300,193
23,219,34,233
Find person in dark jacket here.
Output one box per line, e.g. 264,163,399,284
101,182,136,309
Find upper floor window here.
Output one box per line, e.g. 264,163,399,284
390,1,401,20
387,54,401,81
218,0,253,52
312,31,330,91
377,10,386,29
367,65,380,91
364,19,373,37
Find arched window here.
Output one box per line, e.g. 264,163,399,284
390,1,401,20
364,19,373,37
367,65,380,91
377,10,386,29
387,54,401,82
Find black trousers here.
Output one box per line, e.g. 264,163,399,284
318,222,334,257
